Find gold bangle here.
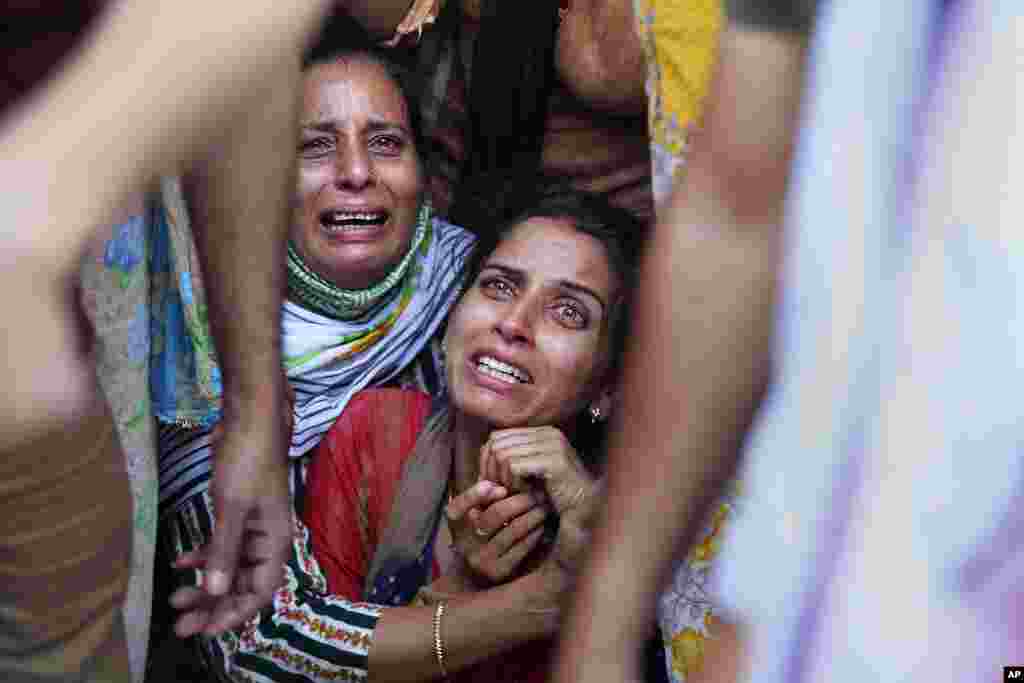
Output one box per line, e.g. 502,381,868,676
433,601,449,680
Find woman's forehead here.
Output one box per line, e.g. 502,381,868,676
489,217,617,299
302,57,408,125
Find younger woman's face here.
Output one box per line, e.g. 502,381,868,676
445,216,618,429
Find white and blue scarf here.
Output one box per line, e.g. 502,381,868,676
156,189,474,513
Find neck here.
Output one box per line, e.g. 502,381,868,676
451,410,491,493
286,202,430,320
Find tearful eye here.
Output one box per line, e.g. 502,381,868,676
480,276,515,299
369,135,403,155
554,301,587,328
300,137,333,157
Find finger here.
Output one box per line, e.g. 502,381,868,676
505,452,562,487
205,592,268,635
175,608,213,638
496,526,546,573
489,434,565,459
247,512,292,599
487,440,567,488
472,503,548,571
482,438,506,485
447,480,506,521
173,547,209,569
474,526,547,584
478,439,492,484
488,426,555,444
500,451,560,493
476,491,545,534
489,503,548,554
170,585,207,610
246,553,287,604
487,428,563,454
203,496,248,596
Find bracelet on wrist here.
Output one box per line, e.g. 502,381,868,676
433,601,449,680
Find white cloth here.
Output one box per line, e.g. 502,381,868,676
717,1,1024,680
158,218,474,511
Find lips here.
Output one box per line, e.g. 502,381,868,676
318,209,390,234
472,352,533,385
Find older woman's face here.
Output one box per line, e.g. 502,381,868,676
292,56,422,290
445,217,618,430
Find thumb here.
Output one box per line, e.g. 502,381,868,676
203,497,247,596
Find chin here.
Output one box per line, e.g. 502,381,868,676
451,388,525,428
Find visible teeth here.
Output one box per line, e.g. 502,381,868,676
478,364,519,384
323,211,387,225
477,356,531,383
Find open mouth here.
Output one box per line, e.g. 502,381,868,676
319,209,390,234
475,354,532,385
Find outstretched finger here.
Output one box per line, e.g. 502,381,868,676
203,497,247,597
205,591,269,635
173,547,209,570
170,585,214,637
175,607,214,638
170,585,207,611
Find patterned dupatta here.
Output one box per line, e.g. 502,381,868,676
154,178,475,510
283,213,472,457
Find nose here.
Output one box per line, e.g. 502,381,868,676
334,139,373,190
495,299,534,346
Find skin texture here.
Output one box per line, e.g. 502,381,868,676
0,0,333,673
555,0,646,113
551,25,809,683
445,483,549,586
172,53,424,637
340,0,646,113
365,218,624,681
444,217,617,433
293,56,423,290
178,56,299,634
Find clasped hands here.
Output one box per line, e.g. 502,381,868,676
446,426,600,592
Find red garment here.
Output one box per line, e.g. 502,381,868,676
304,387,553,682
304,387,433,600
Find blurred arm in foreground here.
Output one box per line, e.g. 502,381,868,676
552,5,813,681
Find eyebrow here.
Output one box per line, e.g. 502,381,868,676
483,262,607,314
300,117,411,137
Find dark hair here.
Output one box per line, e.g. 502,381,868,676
457,177,646,462
445,1,561,227
460,2,559,178
302,11,427,153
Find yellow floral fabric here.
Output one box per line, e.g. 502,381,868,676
634,0,723,207
658,498,735,683
632,3,726,680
